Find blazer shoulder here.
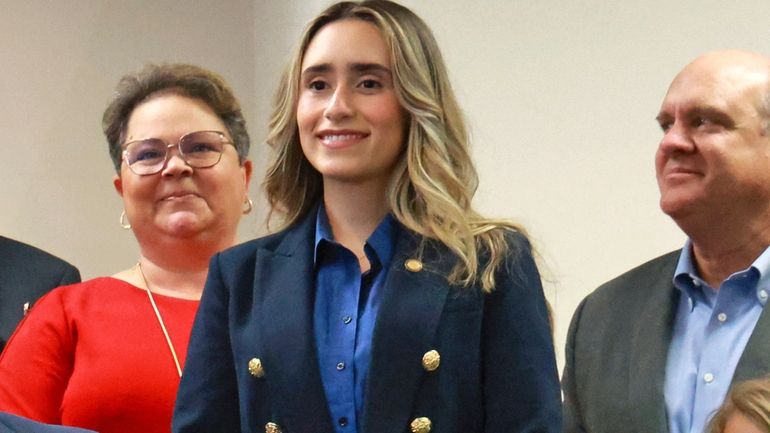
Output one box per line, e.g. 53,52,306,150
0,236,80,284
0,236,76,268
216,224,307,264
583,249,680,309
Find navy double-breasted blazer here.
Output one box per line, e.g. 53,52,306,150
173,211,561,433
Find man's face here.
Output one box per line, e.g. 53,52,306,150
655,53,770,224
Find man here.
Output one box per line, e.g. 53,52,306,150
563,50,770,433
0,236,80,351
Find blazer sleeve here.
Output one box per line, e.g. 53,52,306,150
562,297,588,433
57,264,81,287
173,253,241,433
0,289,75,423
482,234,562,432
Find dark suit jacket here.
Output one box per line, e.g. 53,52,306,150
0,413,95,433
174,211,561,433
0,236,80,351
562,250,770,433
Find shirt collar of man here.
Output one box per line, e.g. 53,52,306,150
673,240,770,310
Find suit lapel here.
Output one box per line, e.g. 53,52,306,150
257,212,335,432
733,299,770,383
363,232,452,433
628,251,680,433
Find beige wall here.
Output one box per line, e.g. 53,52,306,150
4,0,770,370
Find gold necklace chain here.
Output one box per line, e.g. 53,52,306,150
136,261,183,378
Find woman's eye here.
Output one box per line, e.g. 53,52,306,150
187,142,218,154
359,79,381,89
130,143,165,162
137,150,162,161
308,80,327,91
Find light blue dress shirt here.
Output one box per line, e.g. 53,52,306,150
665,241,770,433
313,206,396,433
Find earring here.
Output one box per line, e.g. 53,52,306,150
243,198,253,215
120,210,132,229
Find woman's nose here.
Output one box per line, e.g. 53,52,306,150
324,87,354,122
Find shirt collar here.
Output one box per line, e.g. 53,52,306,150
313,203,398,270
673,240,770,308
314,203,334,264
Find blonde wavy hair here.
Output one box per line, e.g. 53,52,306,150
264,0,524,292
707,377,770,433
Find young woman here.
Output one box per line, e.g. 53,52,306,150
174,2,561,432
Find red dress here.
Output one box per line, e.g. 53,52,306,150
0,277,199,433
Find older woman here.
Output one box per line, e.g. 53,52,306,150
0,64,252,433
174,1,560,433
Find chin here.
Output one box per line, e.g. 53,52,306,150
321,166,396,184
161,214,210,238
660,196,701,220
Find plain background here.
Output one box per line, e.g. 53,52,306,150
3,0,769,371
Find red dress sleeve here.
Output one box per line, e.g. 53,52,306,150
0,286,75,423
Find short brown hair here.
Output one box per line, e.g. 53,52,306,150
102,63,250,173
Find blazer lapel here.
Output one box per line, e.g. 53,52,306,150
733,298,770,383
363,232,452,433
628,251,680,433
257,213,335,432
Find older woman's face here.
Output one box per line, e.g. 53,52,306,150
114,94,251,248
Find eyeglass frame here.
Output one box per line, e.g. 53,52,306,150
121,130,235,176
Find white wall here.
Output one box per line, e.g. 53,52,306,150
3,0,770,371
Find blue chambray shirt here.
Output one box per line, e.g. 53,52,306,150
313,206,396,433
664,240,770,433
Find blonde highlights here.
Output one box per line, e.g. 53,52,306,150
264,0,524,292
707,377,770,433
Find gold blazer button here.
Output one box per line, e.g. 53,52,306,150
410,417,432,433
422,349,440,372
404,259,423,272
248,358,265,378
265,422,282,433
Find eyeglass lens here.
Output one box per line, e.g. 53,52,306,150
123,131,227,175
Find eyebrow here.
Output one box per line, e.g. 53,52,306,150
301,62,392,76
690,106,735,127
655,106,735,128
